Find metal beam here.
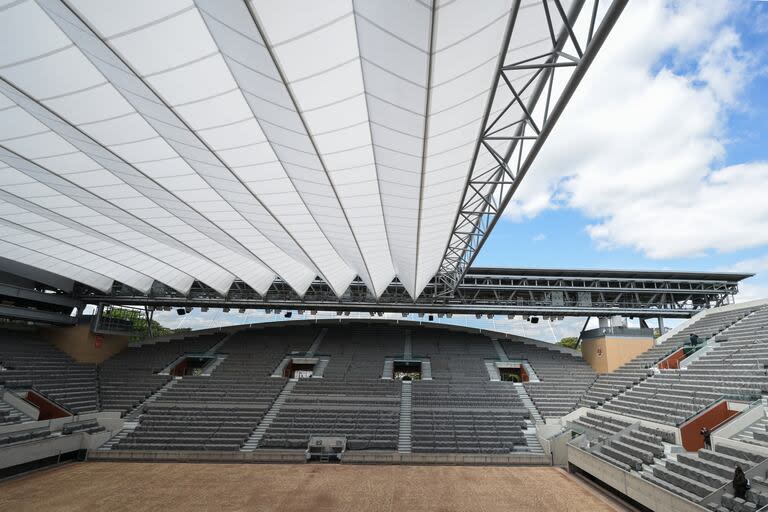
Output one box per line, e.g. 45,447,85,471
437,0,629,294
72,267,745,320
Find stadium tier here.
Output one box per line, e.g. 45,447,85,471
4,300,768,512
0,331,98,414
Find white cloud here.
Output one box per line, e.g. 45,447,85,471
532,233,546,242
504,0,768,260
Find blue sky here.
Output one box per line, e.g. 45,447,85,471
151,1,768,342
496,0,768,300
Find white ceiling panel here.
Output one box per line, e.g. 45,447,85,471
0,0,584,300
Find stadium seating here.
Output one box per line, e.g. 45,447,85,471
98,333,223,414
599,306,768,425
579,306,764,410
115,327,313,451
502,340,597,418
574,411,768,511
410,330,532,453
0,331,98,414
260,326,402,451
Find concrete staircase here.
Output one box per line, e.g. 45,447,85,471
485,361,502,381
522,420,544,454
98,420,139,450
382,359,394,379
734,415,768,446
514,383,544,425
398,381,412,453
312,358,329,378
200,355,227,376
491,339,509,361
404,330,412,359
123,378,180,422
241,380,297,451
204,334,231,355
306,328,327,356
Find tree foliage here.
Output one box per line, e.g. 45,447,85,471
557,336,580,349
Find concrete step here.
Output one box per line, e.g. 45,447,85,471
398,381,413,453
240,380,297,451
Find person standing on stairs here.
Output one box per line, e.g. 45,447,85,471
700,426,712,449
733,465,749,500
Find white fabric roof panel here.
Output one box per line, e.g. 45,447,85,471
0,0,536,299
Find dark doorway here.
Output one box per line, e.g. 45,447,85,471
499,366,525,382
284,361,316,379
170,356,212,376
394,361,422,381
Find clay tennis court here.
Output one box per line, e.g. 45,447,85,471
0,462,628,512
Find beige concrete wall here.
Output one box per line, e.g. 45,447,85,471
581,335,654,373
568,445,708,511
40,324,129,363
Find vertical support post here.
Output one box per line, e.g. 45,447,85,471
144,306,154,339
575,316,591,349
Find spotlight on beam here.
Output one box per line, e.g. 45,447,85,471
185,307,192,313
507,315,515,320
238,308,246,314
265,309,272,314
428,315,434,321
401,313,408,318
176,308,185,316
418,312,424,318
297,310,304,315
446,313,452,318
486,314,493,319
475,313,482,319
343,311,350,316
201,307,209,313
531,317,539,324
223,307,230,313
284,311,292,318
310,310,317,315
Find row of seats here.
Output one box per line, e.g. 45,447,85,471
573,410,768,512
601,307,768,425
581,307,762,410
98,333,223,414
118,327,315,451
261,326,404,451
0,331,98,414
410,330,531,453
503,339,597,418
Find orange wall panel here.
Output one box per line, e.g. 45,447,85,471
680,401,739,451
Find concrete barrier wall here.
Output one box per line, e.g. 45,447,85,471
88,449,550,466
568,444,708,512
2,390,39,420
0,433,84,470
88,450,308,464
712,400,765,441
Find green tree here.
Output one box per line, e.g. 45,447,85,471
557,336,579,349
101,307,190,342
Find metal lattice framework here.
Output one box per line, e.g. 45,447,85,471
69,268,749,320
0,0,630,304
437,0,628,293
